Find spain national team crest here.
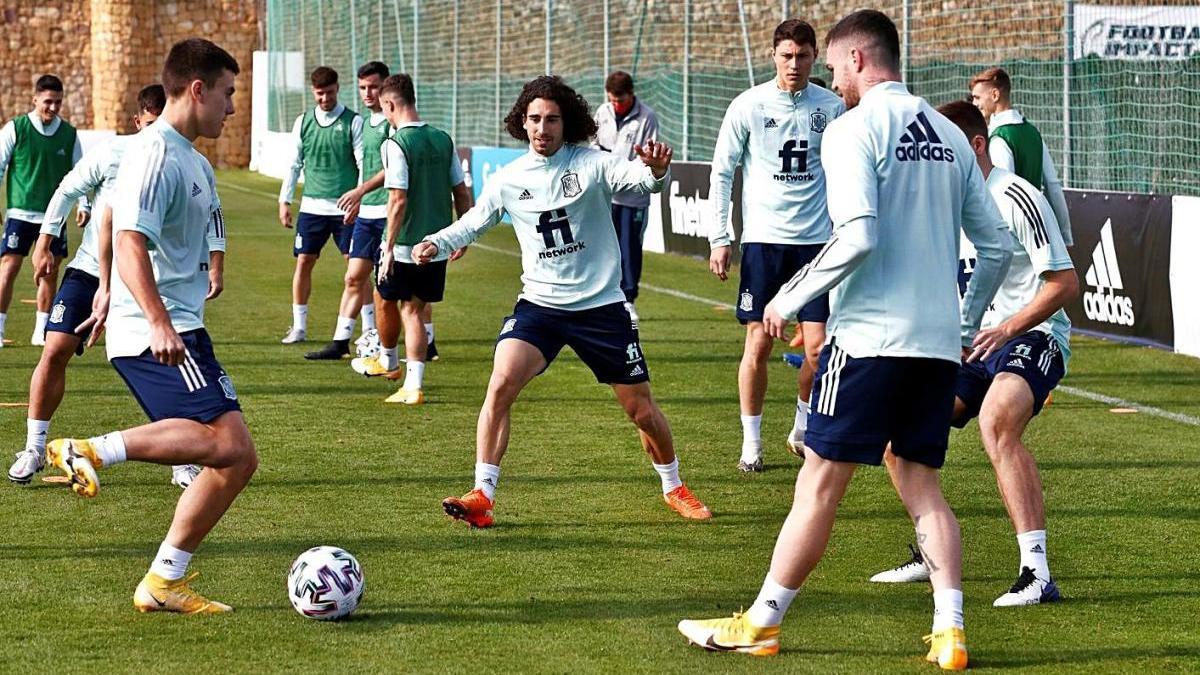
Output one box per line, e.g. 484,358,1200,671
561,170,581,198
50,301,66,324
810,110,828,133
218,375,238,401
739,292,754,312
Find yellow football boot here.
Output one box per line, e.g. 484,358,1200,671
351,355,401,380
133,572,232,614
46,438,102,498
384,387,424,405
677,612,780,656
924,627,969,670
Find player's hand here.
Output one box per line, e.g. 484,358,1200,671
341,203,359,225
76,209,91,228
709,245,732,281
412,241,439,265
966,322,1015,363
279,202,293,228
633,140,673,178
149,320,186,366
763,303,790,341
449,246,468,262
336,187,363,214
75,287,110,349
31,247,55,281
377,246,395,282
206,269,224,300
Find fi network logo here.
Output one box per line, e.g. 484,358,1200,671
1083,219,1134,326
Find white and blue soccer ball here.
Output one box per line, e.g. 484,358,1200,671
287,546,365,620
355,328,381,359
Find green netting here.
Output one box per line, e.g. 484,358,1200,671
265,0,1200,196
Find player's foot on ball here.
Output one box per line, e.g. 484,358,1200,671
426,339,439,361
8,448,45,484
993,566,1061,606
737,457,763,473
664,484,712,520
677,612,780,656
304,339,350,360
351,355,402,379
923,627,968,670
46,438,101,498
384,387,424,405
280,327,306,344
869,544,931,583
442,488,494,528
171,464,201,490
134,572,232,614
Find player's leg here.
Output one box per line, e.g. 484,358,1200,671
385,261,446,404
285,213,333,343
737,323,773,471
442,332,548,528
31,235,69,346
0,252,27,345
8,331,77,483
420,302,438,361
787,320,825,455
306,218,362,360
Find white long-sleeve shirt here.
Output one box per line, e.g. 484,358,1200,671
0,112,87,222
708,80,844,248
770,82,1012,363
278,104,364,216
987,109,1073,247
425,144,665,311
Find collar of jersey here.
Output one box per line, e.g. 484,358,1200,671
25,112,62,136
770,80,814,101
859,80,908,105
524,144,574,166
395,121,428,129
989,108,1025,129
312,103,346,125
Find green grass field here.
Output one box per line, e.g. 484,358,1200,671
1,169,1198,673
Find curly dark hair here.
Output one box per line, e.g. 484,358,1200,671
503,76,598,144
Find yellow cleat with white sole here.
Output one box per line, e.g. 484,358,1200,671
134,572,232,614
351,355,401,380
384,387,424,405
678,612,780,656
46,438,102,498
924,627,969,670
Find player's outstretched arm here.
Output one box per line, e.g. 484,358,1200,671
633,140,673,179
416,179,505,265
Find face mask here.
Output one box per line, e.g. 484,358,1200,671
612,98,634,116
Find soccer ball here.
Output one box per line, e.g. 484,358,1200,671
355,328,381,359
287,546,365,620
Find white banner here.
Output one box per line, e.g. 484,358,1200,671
1170,195,1200,358
1075,5,1200,60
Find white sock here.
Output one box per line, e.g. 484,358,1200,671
333,315,356,341
746,575,798,627
424,322,434,344
0,312,7,336
381,345,399,371
474,462,500,501
34,311,49,337
1017,529,1050,580
740,414,763,462
149,542,193,581
403,360,425,391
88,431,127,467
790,397,809,441
360,303,376,332
932,588,964,631
292,304,308,332
27,419,49,453
652,457,683,494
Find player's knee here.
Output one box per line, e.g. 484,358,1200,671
39,342,74,369
343,271,361,290
978,408,1020,455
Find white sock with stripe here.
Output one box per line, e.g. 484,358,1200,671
747,575,798,627
474,462,500,500
292,304,308,332
333,315,356,341
149,542,193,581
403,360,425,391
26,419,49,453
932,588,964,631
88,431,127,467
34,311,49,338
380,346,399,371
360,303,376,332
740,414,762,462
1017,529,1050,580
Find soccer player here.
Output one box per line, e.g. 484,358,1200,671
278,66,364,357
869,101,1077,608
593,70,659,321
412,75,711,528
7,84,206,489
0,74,88,348
45,38,256,614
349,73,471,404
678,11,1011,669
707,20,845,472
970,67,1073,246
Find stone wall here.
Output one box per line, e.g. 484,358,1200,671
0,0,260,168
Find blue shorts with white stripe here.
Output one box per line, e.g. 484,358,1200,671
111,328,241,424
805,343,958,468
952,330,1064,427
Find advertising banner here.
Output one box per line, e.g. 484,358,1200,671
1075,5,1200,60
656,162,742,262
1170,195,1200,358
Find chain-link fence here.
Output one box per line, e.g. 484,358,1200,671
264,0,1200,196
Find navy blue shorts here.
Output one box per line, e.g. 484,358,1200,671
498,299,649,385
953,331,1065,427
806,343,958,468
46,268,100,352
3,217,67,257
611,204,647,302
348,216,386,260
736,242,830,324
111,329,241,424
294,212,352,257
376,259,447,303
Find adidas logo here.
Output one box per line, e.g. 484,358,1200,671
765,600,780,610
1083,219,1134,326
191,182,203,197
628,364,645,377
895,111,955,163
482,477,495,485
1006,358,1025,369
764,117,778,129
56,148,66,156
1030,544,1044,553
160,558,176,566
518,189,533,200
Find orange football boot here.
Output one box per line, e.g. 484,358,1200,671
664,484,712,520
442,488,495,528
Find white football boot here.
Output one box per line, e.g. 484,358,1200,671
869,544,932,583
